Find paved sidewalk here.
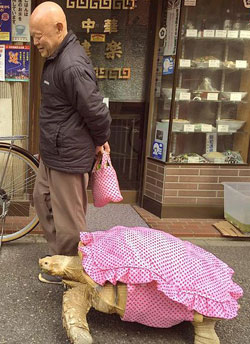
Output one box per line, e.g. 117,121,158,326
1,205,249,344
133,206,223,237
0,237,249,344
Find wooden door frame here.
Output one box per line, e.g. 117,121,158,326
28,0,44,154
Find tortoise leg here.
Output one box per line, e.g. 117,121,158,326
192,314,220,344
62,284,93,344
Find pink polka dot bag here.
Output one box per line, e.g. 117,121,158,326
91,152,123,207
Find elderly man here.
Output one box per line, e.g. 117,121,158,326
30,2,111,284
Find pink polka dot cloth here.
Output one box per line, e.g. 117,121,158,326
79,226,243,328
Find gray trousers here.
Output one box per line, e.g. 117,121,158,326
33,160,89,256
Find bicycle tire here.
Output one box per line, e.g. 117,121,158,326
0,143,39,242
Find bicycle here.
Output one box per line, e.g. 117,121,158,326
0,135,39,246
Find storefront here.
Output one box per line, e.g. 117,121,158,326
0,0,31,152
143,0,250,218
1,0,250,218
29,0,157,204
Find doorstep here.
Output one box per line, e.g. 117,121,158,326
133,205,222,238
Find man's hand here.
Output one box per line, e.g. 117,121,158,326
95,141,110,156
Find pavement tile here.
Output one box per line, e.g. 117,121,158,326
133,205,223,238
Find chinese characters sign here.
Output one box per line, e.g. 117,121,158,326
79,15,128,78
12,0,31,42
5,44,30,81
65,0,150,99
0,0,11,43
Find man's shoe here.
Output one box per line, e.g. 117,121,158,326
39,272,62,285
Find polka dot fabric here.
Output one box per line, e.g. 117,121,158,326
91,153,123,207
79,226,243,328
124,283,194,327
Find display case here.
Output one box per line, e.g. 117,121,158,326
152,0,250,165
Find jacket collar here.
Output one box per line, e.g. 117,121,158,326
46,30,76,61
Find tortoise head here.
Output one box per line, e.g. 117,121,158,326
39,255,82,281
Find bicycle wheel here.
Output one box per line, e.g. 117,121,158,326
0,143,39,242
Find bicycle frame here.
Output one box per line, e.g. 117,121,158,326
0,135,29,248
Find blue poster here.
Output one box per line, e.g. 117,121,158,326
163,56,175,75
5,45,30,81
0,0,11,43
152,141,164,160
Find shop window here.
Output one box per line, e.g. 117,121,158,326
151,0,250,165
0,0,31,151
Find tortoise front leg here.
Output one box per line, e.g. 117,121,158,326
192,313,220,344
62,284,93,344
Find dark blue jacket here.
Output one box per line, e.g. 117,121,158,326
39,30,111,173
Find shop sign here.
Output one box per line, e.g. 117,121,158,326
12,0,31,42
0,0,11,44
243,0,250,8
5,44,30,81
0,44,4,80
164,0,181,56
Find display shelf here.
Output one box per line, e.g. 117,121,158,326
174,99,248,104
178,66,250,71
151,0,250,165
183,36,250,41
170,130,245,135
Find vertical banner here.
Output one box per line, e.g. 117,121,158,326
0,0,11,43
0,44,5,80
163,0,181,56
12,0,31,42
5,44,30,81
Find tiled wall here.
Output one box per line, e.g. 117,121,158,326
145,159,250,206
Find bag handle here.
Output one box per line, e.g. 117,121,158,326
93,152,112,172
100,151,112,168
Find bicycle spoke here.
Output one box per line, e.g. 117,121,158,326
0,145,39,242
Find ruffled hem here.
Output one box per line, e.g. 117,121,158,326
80,253,242,320
79,228,243,320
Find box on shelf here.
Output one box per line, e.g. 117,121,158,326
222,182,250,232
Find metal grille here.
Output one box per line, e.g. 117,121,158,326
109,114,141,190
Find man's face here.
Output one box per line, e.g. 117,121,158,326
30,21,61,58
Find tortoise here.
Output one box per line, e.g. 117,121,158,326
39,226,242,344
